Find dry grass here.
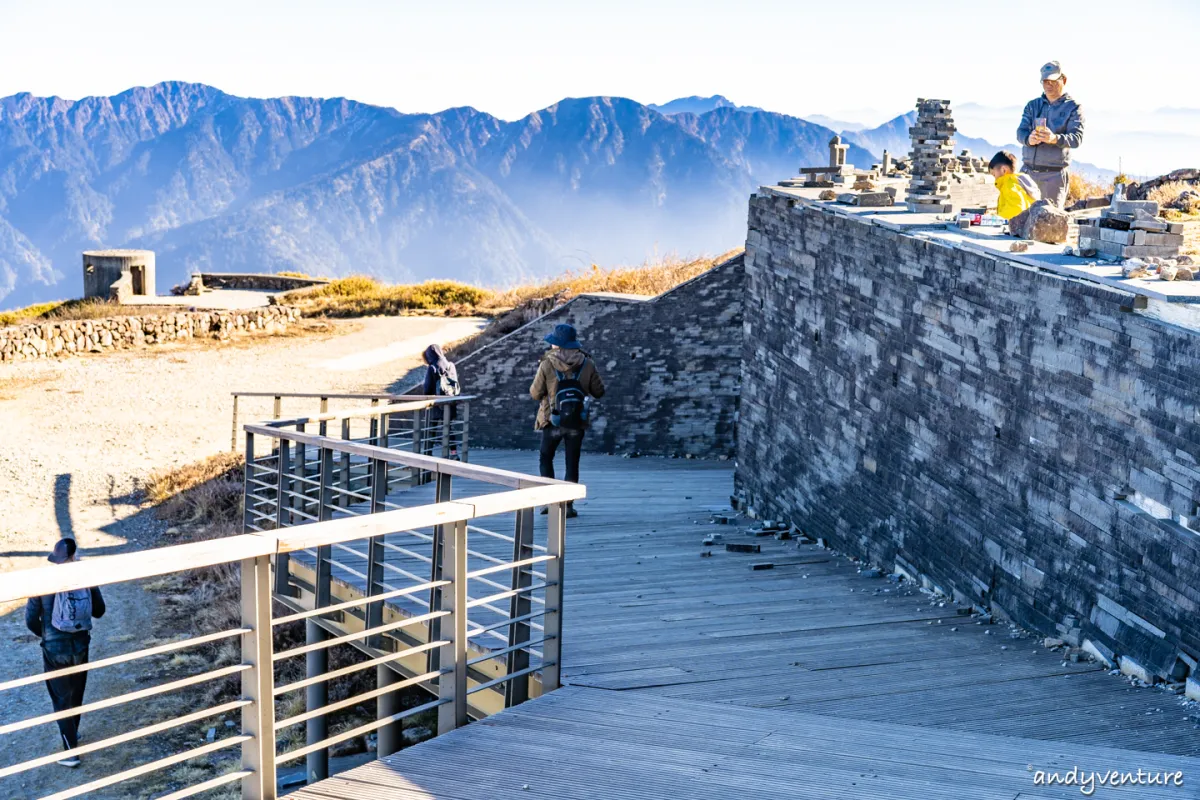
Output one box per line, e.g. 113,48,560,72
287,277,491,318
0,297,166,328
1148,181,1200,218
145,451,245,525
1066,173,1110,206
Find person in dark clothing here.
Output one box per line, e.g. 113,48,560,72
420,344,459,397
530,324,605,517
25,538,106,768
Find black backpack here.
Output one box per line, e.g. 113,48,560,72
550,360,588,430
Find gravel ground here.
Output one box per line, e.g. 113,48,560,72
0,314,483,797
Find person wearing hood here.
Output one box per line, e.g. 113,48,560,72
530,324,605,517
25,538,106,768
421,344,459,397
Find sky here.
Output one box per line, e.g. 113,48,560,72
2,0,1198,172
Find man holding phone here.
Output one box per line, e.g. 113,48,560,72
1016,61,1085,208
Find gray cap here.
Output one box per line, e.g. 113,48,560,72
1040,61,1063,81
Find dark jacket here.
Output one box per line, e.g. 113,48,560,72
530,348,605,430
1017,93,1085,171
421,344,458,396
26,587,105,645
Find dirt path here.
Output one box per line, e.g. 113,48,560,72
0,314,483,797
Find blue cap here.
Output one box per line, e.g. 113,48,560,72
544,323,581,349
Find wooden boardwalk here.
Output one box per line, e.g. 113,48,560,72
295,451,1200,798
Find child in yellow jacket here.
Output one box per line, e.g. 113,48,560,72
989,150,1040,219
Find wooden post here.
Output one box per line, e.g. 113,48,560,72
541,502,566,692
376,664,402,758
231,394,240,452
426,471,452,675
240,555,277,800
437,521,469,735
273,395,282,420
505,507,535,708
304,620,328,784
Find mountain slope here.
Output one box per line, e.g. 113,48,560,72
0,84,871,307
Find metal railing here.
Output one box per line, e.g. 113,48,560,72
0,428,579,799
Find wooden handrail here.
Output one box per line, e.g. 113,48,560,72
230,391,408,400
261,396,475,429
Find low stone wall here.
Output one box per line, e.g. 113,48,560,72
739,191,1200,682
447,255,744,458
0,306,301,362
196,273,329,292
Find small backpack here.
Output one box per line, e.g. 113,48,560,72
51,589,92,634
438,371,461,397
550,360,589,430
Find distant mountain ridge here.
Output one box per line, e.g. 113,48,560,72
0,83,880,308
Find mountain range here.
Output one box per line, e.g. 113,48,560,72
0,84,1114,309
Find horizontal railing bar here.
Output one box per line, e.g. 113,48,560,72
154,769,254,800
273,580,449,626
466,525,515,544
466,582,551,610
273,610,448,662
0,664,251,735
260,397,474,429
468,609,547,638
325,559,370,583
466,663,546,697
0,698,250,779
379,541,433,563
469,573,547,606
232,391,412,400
466,637,550,667
464,548,508,567
276,698,448,765
37,735,251,800
275,639,442,696
281,504,319,523
276,667,444,729
0,536,275,603
379,561,428,586
246,477,277,490
467,554,554,580
326,485,371,502
0,627,251,692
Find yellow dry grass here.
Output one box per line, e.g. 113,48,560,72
287,277,490,318
1066,173,1110,206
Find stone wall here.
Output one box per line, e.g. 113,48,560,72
196,273,329,292
738,192,1200,682
0,306,300,362
450,255,744,458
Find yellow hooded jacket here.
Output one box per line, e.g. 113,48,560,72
995,172,1037,220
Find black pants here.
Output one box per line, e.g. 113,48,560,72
42,636,90,749
539,427,584,484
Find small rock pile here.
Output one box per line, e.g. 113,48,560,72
1077,198,1188,280
905,99,957,213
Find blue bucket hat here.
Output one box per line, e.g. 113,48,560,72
544,323,581,349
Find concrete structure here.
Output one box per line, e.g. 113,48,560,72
82,249,156,302
430,255,744,458
739,182,1200,683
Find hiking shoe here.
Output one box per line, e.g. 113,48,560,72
57,754,81,768
540,507,549,515
566,505,578,519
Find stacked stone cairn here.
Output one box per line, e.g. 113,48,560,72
1077,195,1192,280
905,99,957,213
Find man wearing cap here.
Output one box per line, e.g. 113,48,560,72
530,323,605,517
1016,61,1085,208
25,538,107,767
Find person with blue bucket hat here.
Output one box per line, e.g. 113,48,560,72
530,323,606,517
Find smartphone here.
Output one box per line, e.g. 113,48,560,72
1034,117,1048,131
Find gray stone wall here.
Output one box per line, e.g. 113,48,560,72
453,256,744,458
738,193,1200,682
197,273,329,292
0,306,300,362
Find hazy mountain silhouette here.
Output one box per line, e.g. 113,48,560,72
0,83,886,307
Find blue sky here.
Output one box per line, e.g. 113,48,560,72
2,0,1197,172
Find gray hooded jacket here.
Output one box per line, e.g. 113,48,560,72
1017,93,1085,171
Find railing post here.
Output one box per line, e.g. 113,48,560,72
437,520,469,735
460,401,470,463
243,432,256,534
376,664,402,758
240,554,277,800
410,408,425,486
541,502,567,692
231,394,240,452
273,395,282,420
426,471,452,676
274,439,292,597
339,419,352,509
304,620,328,784
505,507,535,707
441,404,452,459
365,458,389,648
